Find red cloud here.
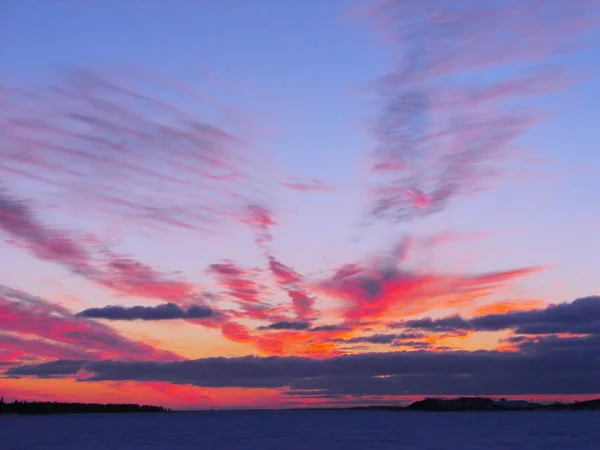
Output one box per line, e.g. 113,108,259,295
221,321,254,344
316,251,544,324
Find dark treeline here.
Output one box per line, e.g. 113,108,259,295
304,397,600,412
0,397,171,415
404,397,600,412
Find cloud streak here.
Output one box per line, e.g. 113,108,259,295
77,303,217,321
258,321,311,331
282,178,336,193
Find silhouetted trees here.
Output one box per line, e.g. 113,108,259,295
406,397,600,411
0,399,171,415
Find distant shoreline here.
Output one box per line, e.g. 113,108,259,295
1,397,599,415
182,397,600,413
0,399,171,415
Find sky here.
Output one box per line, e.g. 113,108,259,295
1,0,600,410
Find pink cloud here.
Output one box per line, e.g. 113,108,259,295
1,68,267,235
92,251,199,304
282,178,336,193
0,188,208,307
241,204,277,248
0,188,91,274
267,255,302,286
0,286,181,364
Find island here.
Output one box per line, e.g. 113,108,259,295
343,397,600,412
0,398,172,415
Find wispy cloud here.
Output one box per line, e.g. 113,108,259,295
92,251,200,304
208,261,264,305
267,255,316,321
351,0,599,221
1,68,266,235
282,178,336,193
0,188,206,306
241,204,277,248
0,187,548,358
0,189,91,274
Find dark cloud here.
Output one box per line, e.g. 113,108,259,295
77,303,216,321
308,325,348,332
7,334,600,396
6,359,86,378
403,316,471,332
404,296,600,335
340,333,424,345
258,321,310,331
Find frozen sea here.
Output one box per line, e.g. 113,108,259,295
1,410,599,449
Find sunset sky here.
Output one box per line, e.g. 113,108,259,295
2,0,600,410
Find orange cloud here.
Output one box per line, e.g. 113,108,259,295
473,299,547,316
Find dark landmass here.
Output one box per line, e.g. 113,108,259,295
0,398,171,415
252,397,600,412
2,397,599,415
366,397,600,412
407,397,533,411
